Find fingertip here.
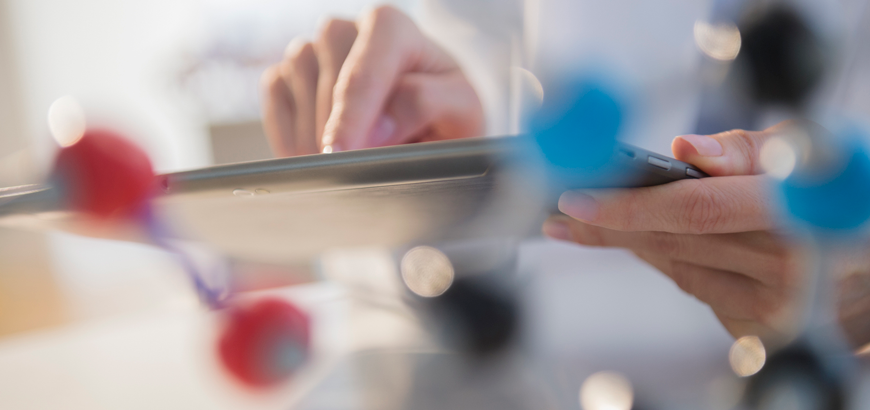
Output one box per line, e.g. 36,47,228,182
322,100,369,151
558,191,599,222
673,134,723,158
671,135,698,161
322,142,343,153
316,17,358,43
260,66,282,93
672,135,736,176
542,218,572,241
284,37,311,59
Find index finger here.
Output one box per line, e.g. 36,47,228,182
322,6,456,152
558,175,777,234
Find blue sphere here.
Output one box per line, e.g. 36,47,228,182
530,81,623,184
780,139,870,232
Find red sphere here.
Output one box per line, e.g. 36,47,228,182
52,129,155,219
218,298,311,388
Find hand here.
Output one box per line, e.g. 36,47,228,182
261,5,484,157
542,123,813,345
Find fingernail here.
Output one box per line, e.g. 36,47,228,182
322,143,342,153
367,115,396,147
678,134,723,157
542,219,572,241
558,191,598,222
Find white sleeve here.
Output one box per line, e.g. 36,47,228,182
829,1,870,122
414,0,524,136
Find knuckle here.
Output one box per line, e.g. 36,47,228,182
724,128,761,173
679,182,722,234
648,231,681,256
619,189,644,231
363,5,413,40
341,63,379,94
261,66,284,93
752,234,802,288
669,261,697,295
738,281,794,329
772,251,804,288
283,37,312,60
318,18,356,42
288,42,315,67
367,4,405,24
390,76,434,128
395,76,422,97
746,301,769,325
749,290,785,326
770,119,798,131
730,128,754,147
283,42,318,81
395,77,428,110
734,128,761,171
573,223,605,246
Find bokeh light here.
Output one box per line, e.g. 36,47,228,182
694,20,742,61
761,137,798,180
729,336,766,377
400,246,454,297
47,96,86,147
579,371,634,410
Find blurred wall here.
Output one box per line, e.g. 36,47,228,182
2,0,418,172
0,0,25,153
3,0,211,173
0,0,34,185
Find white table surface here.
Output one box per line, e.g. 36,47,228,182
0,238,744,410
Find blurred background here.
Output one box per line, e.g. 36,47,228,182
0,0,420,181
0,0,411,361
0,0,864,409
0,0,420,331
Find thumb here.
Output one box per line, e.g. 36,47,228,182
671,123,790,176
368,71,483,147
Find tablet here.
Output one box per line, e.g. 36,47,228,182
0,136,706,267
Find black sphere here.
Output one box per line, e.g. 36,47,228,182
428,277,518,357
743,343,845,410
737,6,826,107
